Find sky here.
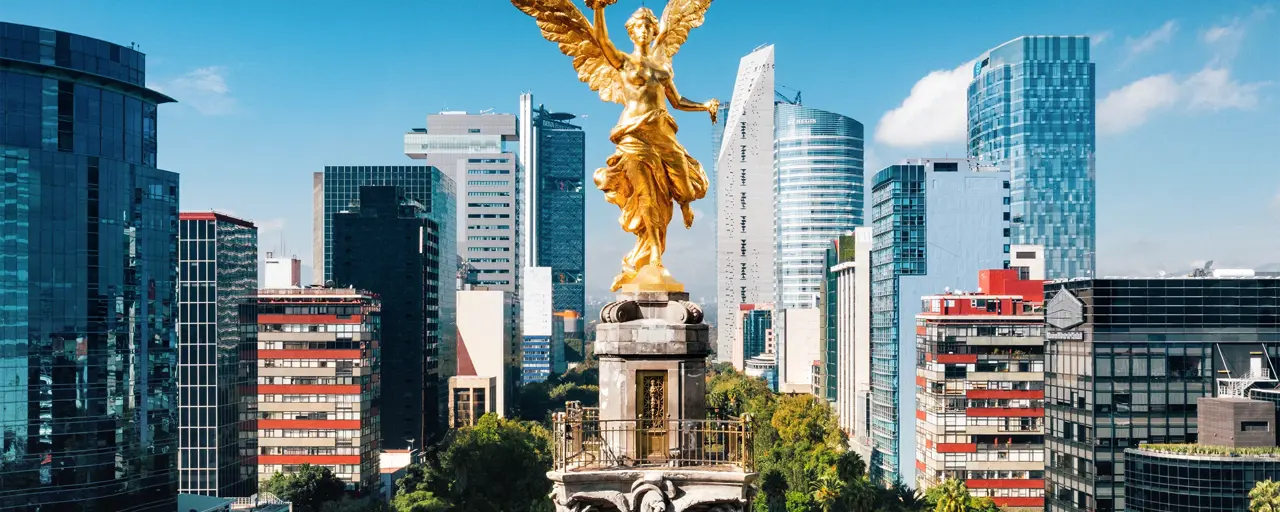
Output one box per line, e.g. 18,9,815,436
6,0,1280,305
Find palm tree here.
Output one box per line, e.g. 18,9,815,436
931,479,971,512
894,480,926,511
810,471,845,512
1252,479,1280,512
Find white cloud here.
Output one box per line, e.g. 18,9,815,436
1097,74,1180,135
152,66,239,115
1090,31,1113,46
873,60,975,148
1125,20,1178,59
1201,6,1273,63
1184,67,1268,111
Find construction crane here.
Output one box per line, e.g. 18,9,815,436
775,85,802,105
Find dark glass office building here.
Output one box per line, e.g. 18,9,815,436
313,166,434,285
177,212,258,497
530,107,585,326
1125,447,1280,512
741,308,772,363
0,23,180,510
820,234,857,402
333,186,447,446
1044,277,1280,512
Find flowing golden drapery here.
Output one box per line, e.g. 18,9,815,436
595,109,709,290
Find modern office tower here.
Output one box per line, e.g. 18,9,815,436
0,23,180,511
313,166,434,284
1126,396,1280,512
263,252,302,288
1044,277,1280,512
254,288,381,492
819,233,857,404
831,227,874,454
745,353,779,392
456,289,520,416
405,112,522,294
519,94,586,320
969,36,1096,280
915,269,1046,511
776,307,822,393
522,266,555,384
332,185,449,447
868,158,1011,485
774,101,864,310
177,212,259,497
716,44,777,364
733,304,774,370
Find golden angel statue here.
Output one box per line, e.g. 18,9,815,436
512,0,717,292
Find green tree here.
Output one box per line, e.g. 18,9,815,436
391,490,451,512
784,490,815,512
810,469,845,512
1252,479,1280,512
261,464,348,512
927,479,971,512
970,496,1000,512
321,495,389,512
397,414,552,512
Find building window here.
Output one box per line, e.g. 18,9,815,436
740,122,746,138
740,145,746,162
1243,421,1270,432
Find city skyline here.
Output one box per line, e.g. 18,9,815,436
5,0,1278,307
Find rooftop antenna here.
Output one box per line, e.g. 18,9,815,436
480,107,495,115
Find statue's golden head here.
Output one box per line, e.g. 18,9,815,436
625,7,659,47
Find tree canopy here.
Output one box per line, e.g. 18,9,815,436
393,414,553,512
261,464,349,512
1252,479,1280,512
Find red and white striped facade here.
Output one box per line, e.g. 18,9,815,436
254,288,381,492
915,269,1046,511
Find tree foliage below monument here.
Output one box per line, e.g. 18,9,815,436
707,367,953,512
261,463,350,512
393,414,554,512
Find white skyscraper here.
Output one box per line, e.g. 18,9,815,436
715,45,776,364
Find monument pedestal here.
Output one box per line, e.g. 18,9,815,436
549,288,756,512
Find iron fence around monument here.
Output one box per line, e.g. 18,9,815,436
551,407,753,473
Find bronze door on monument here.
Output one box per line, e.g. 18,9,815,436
636,371,668,461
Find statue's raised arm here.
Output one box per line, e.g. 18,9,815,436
511,0,625,103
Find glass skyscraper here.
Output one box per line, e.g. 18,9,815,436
176,212,258,497
529,105,585,320
773,102,863,310
313,166,434,284
969,36,1096,280
0,22,181,510
868,159,1010,485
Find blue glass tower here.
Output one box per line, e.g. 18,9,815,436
0,22,180,510
969,36,1096,280
773,102,863,310
868,159,1010,485
531,109,585,321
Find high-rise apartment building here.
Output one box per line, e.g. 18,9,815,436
830,228,874,455
332,185,451,447
456,290,520,417
716,44,776,364
969,36,1096,280
254,288,382,492
774,102,864,310
818,232,858,404
868,159,1011,484
519,95,586,320
313,166,435,284
0,23,181,510
177,212,259,497
263,252,301,288
1043,277,1280,512
405,112,522,294
915,269,1046,511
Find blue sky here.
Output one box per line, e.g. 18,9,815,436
7,0,1279,303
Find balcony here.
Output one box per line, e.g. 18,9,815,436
552,407,753,473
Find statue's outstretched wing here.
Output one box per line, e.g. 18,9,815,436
653,0,713,63
512,0,624,104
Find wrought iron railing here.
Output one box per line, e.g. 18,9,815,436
552,405,753,472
